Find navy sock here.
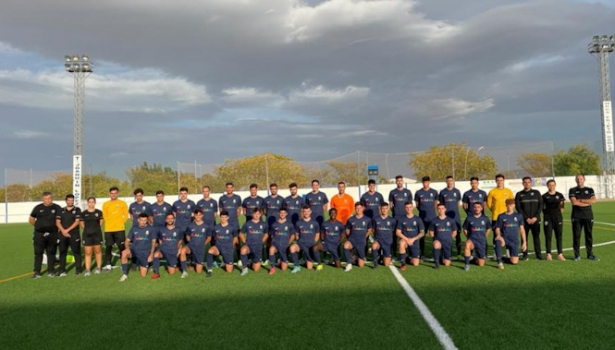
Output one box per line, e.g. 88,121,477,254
121,263,128,275
206,253,214,271
464,255,470,265
313,248,321,264
180,259,187,272
400,253,407,266
240,254,248,268
372,249,379,267
433,248,441,267
269,254,276,267
494,243,502,263
152,258,160,274
344,249,352,264
291,252,299,266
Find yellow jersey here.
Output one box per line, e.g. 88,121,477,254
102,199,129,232
486,187,514,221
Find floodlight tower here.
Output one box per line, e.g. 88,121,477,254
589,36,615,198
64,55,92,207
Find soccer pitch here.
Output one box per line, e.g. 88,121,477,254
1,203,615,350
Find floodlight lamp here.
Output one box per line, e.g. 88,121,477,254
601,35,609,42
72,63,80,71
593,35,599,42
65,55,71,63
82,63,90,71
72,55,79,61
82,55,89,62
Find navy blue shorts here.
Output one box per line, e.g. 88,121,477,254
349,238,366,260
505,238,519,257
160,249,178,268
189,244,205,265
130,249,149,268
217,246,235,265
298,242,316,262
272,242,290,263
376,239,392,258
435,239,452,260
403,238,421,259
469,238,486,259
324,241,341,261
248,243,264,262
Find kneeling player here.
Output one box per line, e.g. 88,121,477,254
372,202,397,268
206,211,237,276
319,208,345,268
290,205,321,273
268,207,296,274
428,203,457,269
120,213,156,281
396,201,425,270
239,208,269,275
493,199,527,269
344,202,373,271
462,202,491,271
151,212,183,279
179,209,211,278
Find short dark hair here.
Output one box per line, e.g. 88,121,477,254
368,179,376,185
42,191,52,197
279,207,287,212
470,177,479,182
437,203,446,208
219,210,229,216
380,202,390,207
337,181,346,186
302,204,311,210
522,176,532,182
421,176,430,182
328,208,337,215
473,202,483,207
138,212,149,218
547,179,556,186
289,183,298,188
133,188,144,195
576,174,586,179
226,182,234,187
404,201,413,206
156,190,164,195
193,208,203,214
354,201,363,207
109,186,119,192
311,179,320,185
165,212,175,218
270,183,278,188
249,183,258,189
495,174,505,180
86,196,96,202
202,185,210,190
65,194,74,200
179,187,189,192
252,207,262,214
446,175,454,180
395,175,403,180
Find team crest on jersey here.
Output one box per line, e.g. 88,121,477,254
142,206,146,210
173,232,177,237
260,225,263,229
530,193,534,196
318,196,321,200
446,222,450,227
413,221,416,226
514,217,518,222
277,200,280,204
387,221,390,226
454,193,457,197
404,193,407,197
479,194,482,198
226,230,229,234
256,201,259,205
585,190,588,194
202,228,205,233
146,231,150,235
187,205,191,209
72,210,76,214
233,199,236,203
362,221,366,225
310,224,313,229
555,196,559,199
481,221,485,225
51,209,56,214
95,213,99,217
334,227,338,231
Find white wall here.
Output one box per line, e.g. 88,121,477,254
0,175,606,224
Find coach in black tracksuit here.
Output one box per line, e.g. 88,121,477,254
569,174,598,261
29,191,63,278
56,194,82,275
515,177,543,260
542,180,565,260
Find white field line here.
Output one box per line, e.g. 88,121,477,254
388,265,458,350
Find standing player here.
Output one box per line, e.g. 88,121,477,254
542,180,565,261
196,185,218,227
173,187,196,235
242,183,264,222
263,183,286,227
462,202,491,271
151,212,183,279
219,182,242,235
330,182,354,225
102,186,129,273
389,175,412,259
438,176,462,256
487,174,514,257
515,177,543,260
414,176,437,260
56,194,82,276
319,208,345,268
129,188,152,227
179,209,211,277
290,205,322,273
462,177,487,215
268,207,296,274
343,202,373,271
29,191,63,278
361,179,384,219
206,211,238,276
305,179,329,227
285,183,305,225
428,203,458,269
81,197,104,276
494,199,527,269
396,201,425,270
239,208,268,275
569,174,598,261
119,213,156,281
371,202,397,268
151,190,173,230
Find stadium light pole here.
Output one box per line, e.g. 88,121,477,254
64,54,92,208
464,146,484,180
589,35,615,198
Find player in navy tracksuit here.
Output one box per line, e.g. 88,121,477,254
268,207,296,274
119,213,156,281
396,201,425,270
462,202,491,271
151,212,183,278
239,208,269,275
428,203,458,269
206,211,237,276
494,199,527,269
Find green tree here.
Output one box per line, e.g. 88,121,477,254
409,142,497,181
516,153,553,177
126,162,178,195
0,183,32,202
554,144,601,176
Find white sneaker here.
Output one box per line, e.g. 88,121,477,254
59,272,67,277
181,271,188,279
94,268,101,274
84,271,91,277
344,264,353,272
241,267,249,276
104,265,112,271
119,274,128,282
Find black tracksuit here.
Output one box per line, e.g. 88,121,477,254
30,203,63,275
569,186,595,258
515,189,543,259
542,192,565,255
56,206,83,273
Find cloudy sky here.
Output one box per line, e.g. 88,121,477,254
1,0,614,181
